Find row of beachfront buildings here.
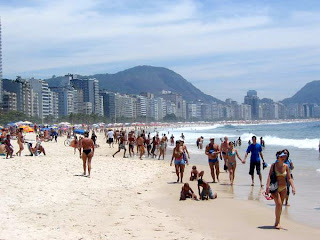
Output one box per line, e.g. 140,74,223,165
0,76,319,121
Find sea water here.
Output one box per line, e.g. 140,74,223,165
159,121,320,228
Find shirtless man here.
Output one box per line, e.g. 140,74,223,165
205,138,222,183
112,133,127,158
220,136,230,172
128,131,136,157
136,134,145,160
79,131,95,177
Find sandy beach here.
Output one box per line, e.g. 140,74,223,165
0,132,319,240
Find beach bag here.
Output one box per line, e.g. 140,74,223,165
269,164,278,193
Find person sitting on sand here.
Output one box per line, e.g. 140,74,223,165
266,150,296,229
198,178,217,200
31,141,46,156
79,131,95,177
4,134,14,159
190,165,199,181
180,183,198,200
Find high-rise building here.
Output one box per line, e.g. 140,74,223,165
244,90,259,119
0,18,3,106
2,91,17,111
70,77,101,115
29,78,52,119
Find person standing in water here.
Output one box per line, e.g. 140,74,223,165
282,149,294,206
220,136,230,172
79,131,95,177
266,151,296,229
243,136,265,187
227,142,244,185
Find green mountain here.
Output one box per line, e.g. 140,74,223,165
282,80,320,105
45,66,222,103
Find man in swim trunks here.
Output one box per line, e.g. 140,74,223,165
220,136,229,172
79,131,95,177
205,138,222,183
128,131,136,157
243,136,265,187
112,133,127,158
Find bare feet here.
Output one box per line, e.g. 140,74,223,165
275,224,281,230
177,177,180,182
251,183,254,186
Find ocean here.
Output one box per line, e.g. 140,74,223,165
158,121,320,228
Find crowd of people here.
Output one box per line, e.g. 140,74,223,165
0,124,297,229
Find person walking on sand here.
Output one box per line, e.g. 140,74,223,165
282,149,294,206
180,139,190,164
170,140,186,183
158,135,166,160
79,131,94,177
227,142,244,185
137,134,145,160
266,151,296,229
220,136,230,172
16,128,24,156
205,138,221,183
128,131,136,157
107,129,114,148
112,133,127,158
243,136,265,187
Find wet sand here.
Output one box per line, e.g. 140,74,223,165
0,132,319,240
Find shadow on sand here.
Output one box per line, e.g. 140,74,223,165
258,226,288,231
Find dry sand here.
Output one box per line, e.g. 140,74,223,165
0,132,319,240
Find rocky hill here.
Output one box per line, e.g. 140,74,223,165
282,80,320,104
45,66,222,103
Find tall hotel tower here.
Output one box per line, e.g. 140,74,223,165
0,18,2,105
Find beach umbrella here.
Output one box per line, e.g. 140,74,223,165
59,122,71,126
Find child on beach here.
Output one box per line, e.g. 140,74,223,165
190,166,199,181
198,177,217,200
180,183,198,200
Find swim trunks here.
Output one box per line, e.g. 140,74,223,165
208,158,218,163
83,149,91,155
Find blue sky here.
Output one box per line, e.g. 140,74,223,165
1,0,320,102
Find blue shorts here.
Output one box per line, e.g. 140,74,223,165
208,158,218,163
175,159,185,165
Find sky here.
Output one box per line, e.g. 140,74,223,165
1,0,320,102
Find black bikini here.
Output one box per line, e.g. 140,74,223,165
83,149,91,155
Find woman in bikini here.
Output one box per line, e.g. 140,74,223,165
266,150,296,229
158,136,166,160
16,128,24,156
227,141,243,185
170,141,185,183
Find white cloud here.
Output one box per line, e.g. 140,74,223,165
1,0,320,102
